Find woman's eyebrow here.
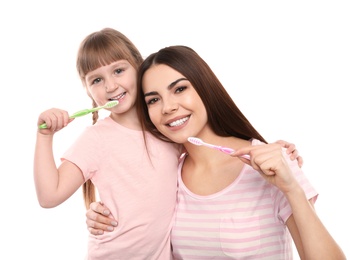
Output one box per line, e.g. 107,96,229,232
144,91,157,97
168,78,187,90
144,78,188,97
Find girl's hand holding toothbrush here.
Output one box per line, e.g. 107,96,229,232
37,108,74,135
37,101,118,133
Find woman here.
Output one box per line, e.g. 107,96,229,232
87,45,345,259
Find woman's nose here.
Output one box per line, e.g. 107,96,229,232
162,100,179,114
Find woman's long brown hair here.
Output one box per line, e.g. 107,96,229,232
136,45,267,144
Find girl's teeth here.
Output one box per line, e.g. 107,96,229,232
112,92,125,100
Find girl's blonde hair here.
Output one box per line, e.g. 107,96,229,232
76,28,144,209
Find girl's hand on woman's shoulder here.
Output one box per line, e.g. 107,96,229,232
275,140,303,167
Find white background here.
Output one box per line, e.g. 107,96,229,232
0,1,349,259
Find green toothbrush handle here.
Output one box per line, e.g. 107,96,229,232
38,109,94,129
38,123,49,129
69,109,93,118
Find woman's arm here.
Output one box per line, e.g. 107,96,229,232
85,202,118,235
286,188,345,259
232,143,346,259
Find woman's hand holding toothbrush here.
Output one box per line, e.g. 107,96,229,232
231,143,299,194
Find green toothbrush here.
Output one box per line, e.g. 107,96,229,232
38,100,119,129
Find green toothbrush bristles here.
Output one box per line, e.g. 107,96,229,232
105,100,119,108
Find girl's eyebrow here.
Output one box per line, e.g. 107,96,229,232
144,78,187,97
86,73,99,82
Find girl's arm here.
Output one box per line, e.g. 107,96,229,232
274,139,303,167
34,108,84,208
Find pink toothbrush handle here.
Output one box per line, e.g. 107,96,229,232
239,154,251,160
216,147,235,154
216,146,250,160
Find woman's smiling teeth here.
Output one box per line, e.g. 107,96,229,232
168,116,189,127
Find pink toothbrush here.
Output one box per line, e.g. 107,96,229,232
187,137,250,159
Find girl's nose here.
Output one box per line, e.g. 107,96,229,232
105,83,120,92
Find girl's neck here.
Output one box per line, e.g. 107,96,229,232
109,107,142,130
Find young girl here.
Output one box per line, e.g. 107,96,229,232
86,45,345,259
34,28,182,260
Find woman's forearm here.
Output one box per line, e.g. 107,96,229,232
286,187,345,259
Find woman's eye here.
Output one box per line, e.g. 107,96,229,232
175,86,187,93
146,98,159,105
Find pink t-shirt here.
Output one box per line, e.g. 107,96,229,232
62,117,181,260
171,139,318,259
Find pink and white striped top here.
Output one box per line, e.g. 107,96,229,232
171,139,318,259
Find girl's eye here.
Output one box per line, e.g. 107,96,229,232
114,68,123,75
92,78,102,85
146,98,159,105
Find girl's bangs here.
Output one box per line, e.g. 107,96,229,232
79,42,130,77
